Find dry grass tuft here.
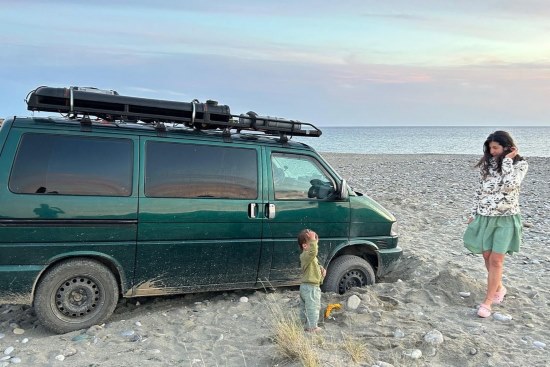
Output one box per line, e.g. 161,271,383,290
341,334,373,364
269,301,320,367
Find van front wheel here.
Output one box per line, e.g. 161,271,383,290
34,258,119,334
322,255,375,294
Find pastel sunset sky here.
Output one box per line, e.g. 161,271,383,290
1,1,549,126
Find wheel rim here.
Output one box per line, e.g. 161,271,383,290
338,269,367,294
54,276,102,320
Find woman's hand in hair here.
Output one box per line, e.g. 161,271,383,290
505,146,518,159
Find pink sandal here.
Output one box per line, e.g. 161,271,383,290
493,286,507,305
477,304,492,318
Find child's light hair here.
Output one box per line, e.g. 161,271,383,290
298,228,315,250
297,229,311,250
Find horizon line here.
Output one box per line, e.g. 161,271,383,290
316,125,548,128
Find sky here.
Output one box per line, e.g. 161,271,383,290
1,0,550,127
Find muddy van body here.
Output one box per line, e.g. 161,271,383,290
0,87,401,333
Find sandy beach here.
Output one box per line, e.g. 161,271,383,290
1,153,548,366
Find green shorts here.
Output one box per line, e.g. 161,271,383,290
463,214,522,255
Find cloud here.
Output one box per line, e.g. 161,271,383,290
1,1,549,125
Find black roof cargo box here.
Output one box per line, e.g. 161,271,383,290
27,86,231,125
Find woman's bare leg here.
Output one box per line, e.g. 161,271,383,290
482,251,506,306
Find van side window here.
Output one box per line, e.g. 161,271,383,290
145,141,258,199
9,133,133,196
271,153,335,200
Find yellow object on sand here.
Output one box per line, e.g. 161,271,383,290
324,303,342,318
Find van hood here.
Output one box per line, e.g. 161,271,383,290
349,191,395,237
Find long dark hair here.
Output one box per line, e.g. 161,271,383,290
476,130,524,177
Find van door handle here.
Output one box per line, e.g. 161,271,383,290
265,203,276,219
248,203,258,218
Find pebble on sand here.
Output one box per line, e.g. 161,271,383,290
120,330,135,337
403,349,422,359
393,329,405,338
424,329,444,345
347,295,361,310
493,313,513,322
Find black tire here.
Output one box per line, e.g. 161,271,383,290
34,258,119,334
322,255,376,294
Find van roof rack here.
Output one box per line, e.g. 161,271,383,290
26,86,322,140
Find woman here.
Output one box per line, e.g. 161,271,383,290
463,130,528,318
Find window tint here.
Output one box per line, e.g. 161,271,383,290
272,153,335,200
9,133,133,196
145,141,258,199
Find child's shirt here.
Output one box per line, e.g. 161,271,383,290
300,240,323,285
471,157,529,217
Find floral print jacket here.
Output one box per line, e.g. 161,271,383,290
471,157,529,217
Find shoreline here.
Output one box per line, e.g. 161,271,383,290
319,151,550,159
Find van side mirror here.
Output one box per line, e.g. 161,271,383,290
339,179,349,200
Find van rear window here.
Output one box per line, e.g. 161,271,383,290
9,133,133,196
145,141,258,199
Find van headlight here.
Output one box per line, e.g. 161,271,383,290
391,221,399,236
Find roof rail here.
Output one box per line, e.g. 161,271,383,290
26,86,322,138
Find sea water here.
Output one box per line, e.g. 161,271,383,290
293,126,550,157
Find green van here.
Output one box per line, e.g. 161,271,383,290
0,86,401,333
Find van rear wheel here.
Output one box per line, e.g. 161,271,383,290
322,255,375,294
34,258,119,334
